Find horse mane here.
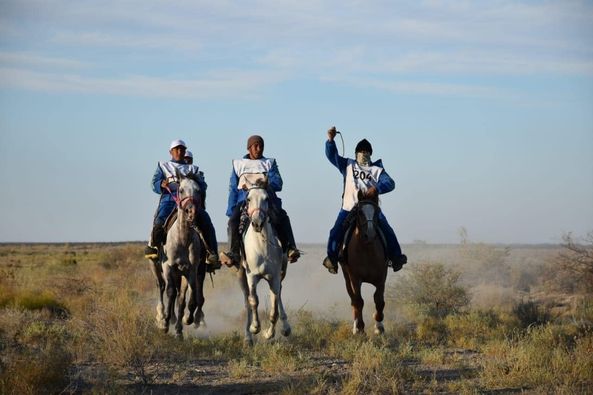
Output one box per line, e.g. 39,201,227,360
357,190,379,205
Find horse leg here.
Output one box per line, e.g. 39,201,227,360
344,273,365,335
161,264,174,333
264,278,279,340
275,278,291,337
176,276,187,337
247,275,261,335
373,283,386,335
181,274,196,326
192,261,205,328
238,267,253,345
151,258,167,328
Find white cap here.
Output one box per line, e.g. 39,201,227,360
184,150,193,158
169,139,187,150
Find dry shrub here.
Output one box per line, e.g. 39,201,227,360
72,288,160,383
544,232,593,294
444,309,511,349
512,300,551,328
480,323,593,392
0,310,72,395
389,262,470,320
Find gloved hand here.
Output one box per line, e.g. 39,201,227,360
365,186,378,199
327,126,337,141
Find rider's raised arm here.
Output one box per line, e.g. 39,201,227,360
226,167,239,217
325,140,348,176
151,163,165,194
267,159,283,192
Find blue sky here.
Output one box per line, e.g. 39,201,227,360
0,0,592,244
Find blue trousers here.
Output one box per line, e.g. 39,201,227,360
326,209,401,261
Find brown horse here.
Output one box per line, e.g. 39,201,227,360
340,194,388,335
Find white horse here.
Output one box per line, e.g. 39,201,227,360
239,183,291,345
154,172,203,338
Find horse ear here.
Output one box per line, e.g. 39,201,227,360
175,166,183,180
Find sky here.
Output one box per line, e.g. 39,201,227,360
0,0,592,244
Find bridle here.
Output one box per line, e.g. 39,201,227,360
356,200,380,238
164,183,202,215
246,186,269,226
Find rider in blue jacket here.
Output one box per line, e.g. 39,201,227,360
323,127,407,274
145,139,220,270
221,135,300,267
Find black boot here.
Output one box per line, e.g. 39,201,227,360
145,224,165,259
220,214,242,269
274,210,300,263
322,256,338,274
391,254,408,272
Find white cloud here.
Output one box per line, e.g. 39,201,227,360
0,67,285,99
0,0,591,99
0,51,89,70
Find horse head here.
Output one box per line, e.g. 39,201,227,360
356,190,380,243
246,186,269,233
177,170,202,224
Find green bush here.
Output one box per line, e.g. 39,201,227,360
388,262,470,320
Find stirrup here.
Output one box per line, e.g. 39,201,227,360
144,246,158,260
322,256,338,274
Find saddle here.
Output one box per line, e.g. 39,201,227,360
338,205,388,264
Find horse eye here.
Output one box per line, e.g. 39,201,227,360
179,188,184,193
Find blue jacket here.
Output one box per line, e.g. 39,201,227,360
325,140,395,196
151,160,208,205
226,154,283,216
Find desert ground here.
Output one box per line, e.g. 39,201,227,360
1,239,592,394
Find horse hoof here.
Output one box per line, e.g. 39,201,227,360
264,329,275,340
375,324,385,335
249,324,260,335
281,327,291,337
183,315,194,325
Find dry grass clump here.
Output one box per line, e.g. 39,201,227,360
70,288,162,383
0,309,73,395
444,309,514,349
479,323,593,392
340,340,413,394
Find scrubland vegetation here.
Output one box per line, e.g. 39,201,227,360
0,234,592,394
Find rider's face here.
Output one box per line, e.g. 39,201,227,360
248,143,263,159
170,146,186,162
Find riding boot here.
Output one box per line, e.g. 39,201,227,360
322,255,338,274
194,210,221,271
274,210,300,263
145,224,165,259
220,207,242,268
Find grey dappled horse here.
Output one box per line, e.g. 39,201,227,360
238,183,291,345
148,172,206,338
